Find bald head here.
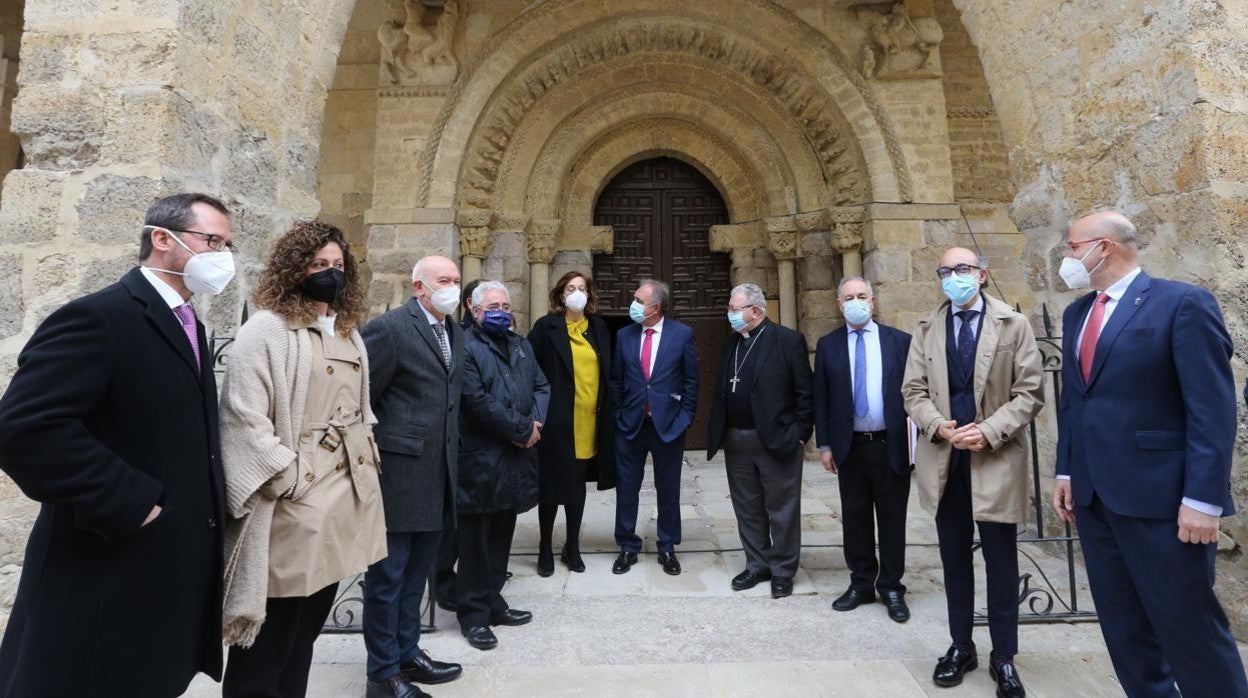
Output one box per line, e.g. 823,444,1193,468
940,246,985,269
411,254,462,319
1069,211,1138,248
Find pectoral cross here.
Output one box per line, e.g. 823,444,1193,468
729,375,741,393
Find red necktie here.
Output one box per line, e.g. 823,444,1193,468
641,328,655,414
1079,293,1109,382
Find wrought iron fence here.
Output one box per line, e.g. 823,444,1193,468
208,301,1095,632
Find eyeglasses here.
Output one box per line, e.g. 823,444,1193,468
483,303,511,312
936,264,982,279
171,228,236,253
726,304,757,313
1065,237,1108,253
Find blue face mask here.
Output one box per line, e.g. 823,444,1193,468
480,309,512,337
727,310,748,332
629,300,651,324
941,273,980,307
842,299,872,327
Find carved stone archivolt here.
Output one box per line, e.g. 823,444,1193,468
449,21,868,211
855,2,944,79
378,0,460,85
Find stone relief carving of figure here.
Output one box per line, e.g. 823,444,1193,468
856,1,944,79
377,0,460,85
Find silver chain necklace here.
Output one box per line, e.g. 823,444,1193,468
729,325,766,393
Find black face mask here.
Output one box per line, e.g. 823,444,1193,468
302,267,346,304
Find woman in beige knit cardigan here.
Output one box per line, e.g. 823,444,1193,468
218,220,387,697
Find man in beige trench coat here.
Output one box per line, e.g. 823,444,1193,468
902,247,1044,698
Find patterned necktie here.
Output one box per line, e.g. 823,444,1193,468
955,309,979,375
1079,293,1110,382
173,303,201,370
852,329,869,418
431,321,451,368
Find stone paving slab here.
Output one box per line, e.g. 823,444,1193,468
182,457,1243,696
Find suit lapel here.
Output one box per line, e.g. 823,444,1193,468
1066,292,1096,393
408,299,447,373
552,319,575,378
743,323,776,392
878,325,897,395
833,327,853,406
1087,273,1152,388
972,300,1002,405
122,269,202,383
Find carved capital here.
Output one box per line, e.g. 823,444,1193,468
525,219,561,264
768,231,800,261
589,225,614,254
831,222,865,254
456,208,494,229
378,0,461,86
459,226,493,258
855,1,944,80
764,215,799,235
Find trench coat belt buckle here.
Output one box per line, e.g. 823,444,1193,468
317,409,365,453
852,430,887,442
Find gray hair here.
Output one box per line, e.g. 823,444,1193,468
836,276,875,297
639,279,671,313
730,283,767,311
472,280,510,306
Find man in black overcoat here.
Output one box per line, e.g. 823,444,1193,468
0,193,233,697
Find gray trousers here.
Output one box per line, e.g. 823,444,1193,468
723,428,803,577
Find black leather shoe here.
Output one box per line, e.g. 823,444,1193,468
612,551,638,574
989,659,1026,697
730,568,772,591
932,644,978,687
366,674,430,698
490,608,533,626
561,545,586,573
658,551,681,575
435,596,458,613
400,649,462,685
462,625,498,650
537,548,554,577
770,576,793,599
831,587,876,612
881,590,910,622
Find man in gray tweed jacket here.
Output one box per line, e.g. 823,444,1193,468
360,255,466,697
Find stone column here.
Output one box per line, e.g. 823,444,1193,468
765,217,800,329
525,219,560,329
456,209,495,282
831,208,866,279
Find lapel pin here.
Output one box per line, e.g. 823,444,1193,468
1134,297,1142,306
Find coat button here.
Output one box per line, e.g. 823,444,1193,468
207,517,217,529
305,472,315,482
353,364,360,372
357,456,365,464
326,366,335,375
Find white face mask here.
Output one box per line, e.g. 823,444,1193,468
565,290,588,312
422,279,461,314
1058,241,1106,290
146,226,236,296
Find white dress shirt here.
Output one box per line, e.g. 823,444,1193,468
139,266,187,310
848,321,886,432
1058,267,1220,516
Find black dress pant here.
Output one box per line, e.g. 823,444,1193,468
935,455,1019,659
455,509,518,630
837,434,911,594
434,527,458,605
223,582,338,698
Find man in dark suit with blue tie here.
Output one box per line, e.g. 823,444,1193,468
813,277,913,622
611,279,698,576
1053,211,1248,698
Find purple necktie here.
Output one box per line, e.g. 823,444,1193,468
173,303,202,369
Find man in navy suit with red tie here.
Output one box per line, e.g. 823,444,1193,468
1054,211,1248,697
611,279,698,576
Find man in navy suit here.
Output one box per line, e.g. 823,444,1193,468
611,279,698,576
1054,211,1248,697
813,277,913,622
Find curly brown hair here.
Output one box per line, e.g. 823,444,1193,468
251,220,366,334
548,270,597,315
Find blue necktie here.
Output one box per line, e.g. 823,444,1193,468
853,329,869,418
956,310,979,375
